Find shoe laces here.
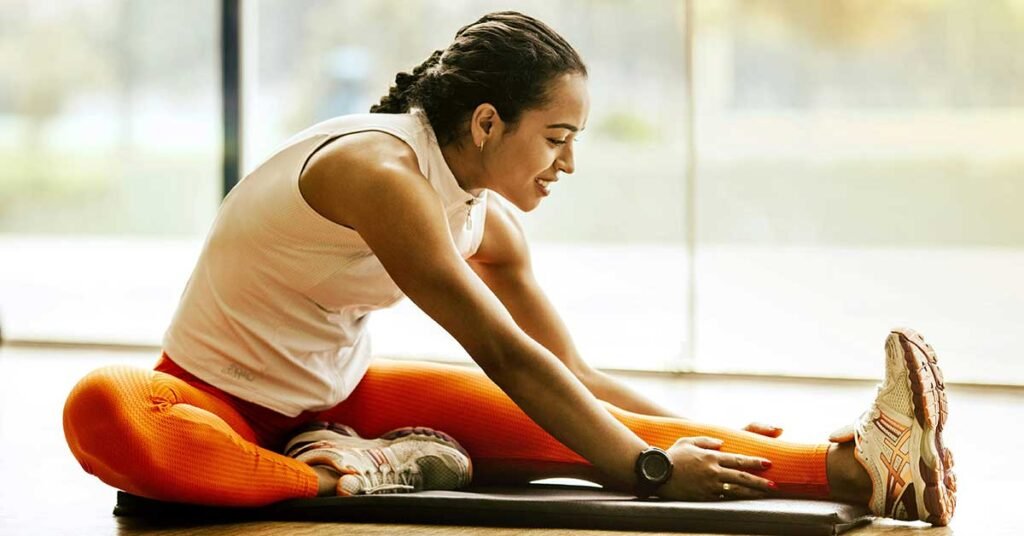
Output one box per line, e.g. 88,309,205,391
352,461,422,494
851,385,884,448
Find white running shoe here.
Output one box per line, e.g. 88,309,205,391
284,422,472,496
849,328,957,525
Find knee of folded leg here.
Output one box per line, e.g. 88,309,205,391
65,367,123,423
64,367,158,454
64,383,178,477
69,365,183,412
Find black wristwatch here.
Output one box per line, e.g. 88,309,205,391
634,447,673,498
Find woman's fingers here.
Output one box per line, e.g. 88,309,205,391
717,452,773,472
718,480,769,500
828,423,855,443
719,467,777,493
715,453,777,499
743,422,784,438
673,436,724,450
661,441,778,502
690,436,724,450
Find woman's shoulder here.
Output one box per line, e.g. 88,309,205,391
297,128,428,230
316,127,420,172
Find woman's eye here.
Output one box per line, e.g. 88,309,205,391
547,135,582,146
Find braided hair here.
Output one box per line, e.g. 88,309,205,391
370,11,587,146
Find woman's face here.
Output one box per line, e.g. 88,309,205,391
484,74,589,212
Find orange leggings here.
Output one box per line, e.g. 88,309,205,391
63,354,830,506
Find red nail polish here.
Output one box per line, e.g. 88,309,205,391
761,461,772,469
768,481,778,490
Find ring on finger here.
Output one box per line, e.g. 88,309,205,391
722,483,732,493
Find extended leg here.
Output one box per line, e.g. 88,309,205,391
317,360,836,498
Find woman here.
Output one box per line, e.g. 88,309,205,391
62,11,955,526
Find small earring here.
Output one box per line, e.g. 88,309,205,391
479,139,486,153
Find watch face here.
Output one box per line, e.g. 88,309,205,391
641,452,671,481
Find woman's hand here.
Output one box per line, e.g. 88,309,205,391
743,422,784,438
827,423,855,443
656,437,777,501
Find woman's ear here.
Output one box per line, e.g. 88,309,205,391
470,103,501,147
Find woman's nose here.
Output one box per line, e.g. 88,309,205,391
557,146,575,175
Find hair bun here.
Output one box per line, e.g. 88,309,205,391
371,11,586,147
394,72,416,87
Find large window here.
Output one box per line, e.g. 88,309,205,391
0,1,219,343
692,1,1024,382
2,1,1022,385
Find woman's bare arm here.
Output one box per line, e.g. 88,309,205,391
467,199,681,418
299,132,647,490
467,201,783,438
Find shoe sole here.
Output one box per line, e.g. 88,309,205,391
891,328,957,526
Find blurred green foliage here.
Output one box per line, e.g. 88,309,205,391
595,112,659,143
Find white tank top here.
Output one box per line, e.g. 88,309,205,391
163,111,488,416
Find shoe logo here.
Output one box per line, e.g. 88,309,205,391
873,411,918,519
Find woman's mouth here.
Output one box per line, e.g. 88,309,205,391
535,177,555,196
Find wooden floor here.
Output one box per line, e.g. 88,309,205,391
1,344,1018,535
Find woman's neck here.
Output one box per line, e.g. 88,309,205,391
440,141,487,195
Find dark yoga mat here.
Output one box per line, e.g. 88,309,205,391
114,484,873,535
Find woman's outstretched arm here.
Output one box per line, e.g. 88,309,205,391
466,200,784,438
467,198,681,419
